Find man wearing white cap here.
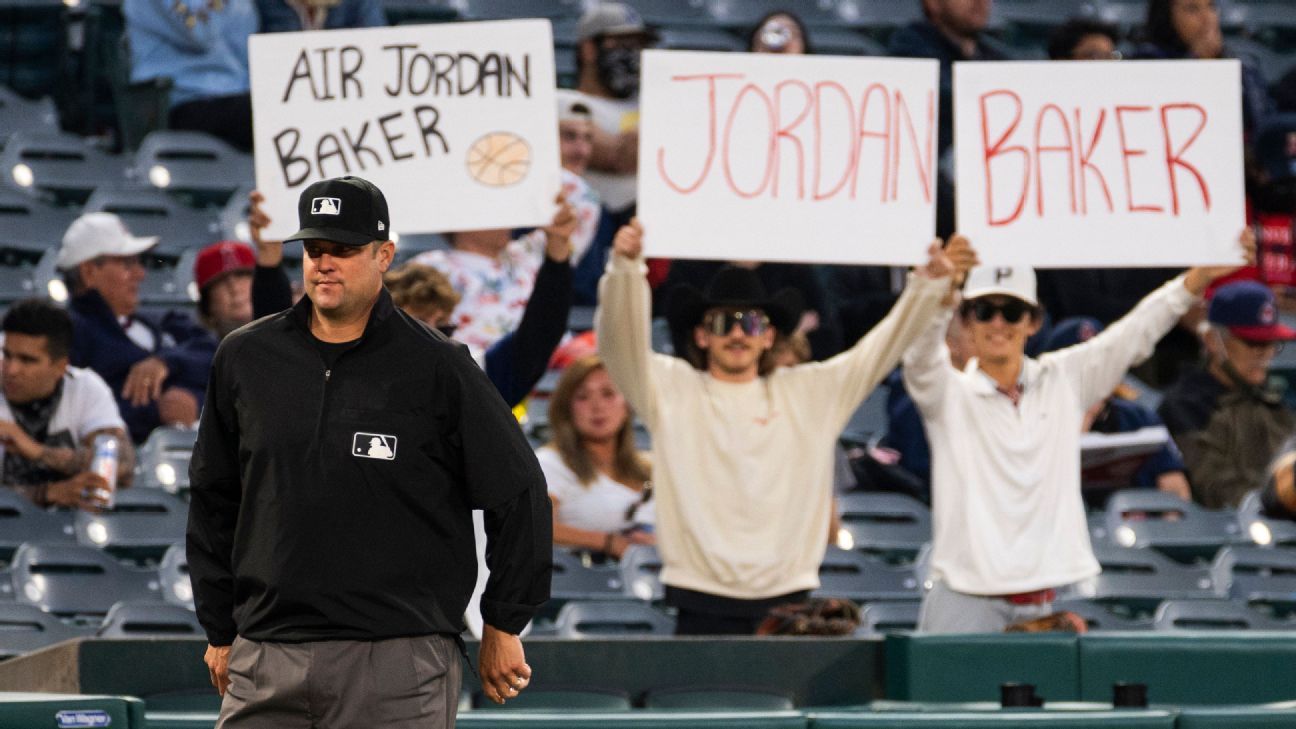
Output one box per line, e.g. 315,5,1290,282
59,212,209,442
903,234,1253,633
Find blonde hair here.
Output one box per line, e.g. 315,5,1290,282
547,355,650,487
384,263,461,321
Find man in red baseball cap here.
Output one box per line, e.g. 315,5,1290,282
1160,281,1296,508
194,241,256,340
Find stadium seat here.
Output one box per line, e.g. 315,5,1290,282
216,184,252,242
656,26,744,52
705,0,840,29
619,544,663,601
814,546,921,602
643,687,794,711
836,491,931,562
128,131,254,206
0,488,75,564
545,548,629,619
0,0,67,100
0,602,87,657
82,185,224,252
1083,0,1148,32
133,425,198,495
857,600,921,635
0,184,77,253
1211,545,1296,617
452,0,581,20
1152,598,1289,631
10,542,163,619
1051,598,1153,631
98,600,203,638
157,543,192,609
630,0,712,28
1101,489,1245,563
0,131,128,205
471,687,633,711
834,0,924,34
393,231,451,263
553,600,675,637
809,28,886,57
1236,488,1296,548
1064,543,1216,617
0,84,56,146
73,487,188,564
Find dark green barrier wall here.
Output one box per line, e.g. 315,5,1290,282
0,692,146,728
885,634,1080,702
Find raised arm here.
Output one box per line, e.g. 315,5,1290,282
594,220,660,429
1054,229,1255,409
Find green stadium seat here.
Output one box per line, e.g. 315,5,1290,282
1211,545,1296,617
885,633,1081,702
1078,632,1296,704
808,709,1175,728
457,710,808,728
814,547,920,603
836,492,931,563
0,487,75,563
644,688,795,711
1151,598,1289,631
0,692,147,728
1101,490,1245,564
74,487,188,564
129,131,253,207
471,687,632,711
0,131,128,205
0,84,56,145
1235,489,1296,548
98,601,204,638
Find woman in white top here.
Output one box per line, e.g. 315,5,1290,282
538,354,654,559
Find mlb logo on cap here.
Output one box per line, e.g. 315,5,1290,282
312,197,341,215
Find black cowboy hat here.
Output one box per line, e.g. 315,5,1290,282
665,265,805,360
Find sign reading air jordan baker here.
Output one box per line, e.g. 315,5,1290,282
954,60,1245,266
248,19,561,240
637,50,940,265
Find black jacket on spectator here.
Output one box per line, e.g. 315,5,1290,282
1158,366,1295,508
187,288,551,646
69,290,210,442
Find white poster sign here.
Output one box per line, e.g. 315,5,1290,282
954,60,1245,267
249,20,560,240
638,50,940,265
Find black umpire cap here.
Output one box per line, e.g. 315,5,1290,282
285,176,391,246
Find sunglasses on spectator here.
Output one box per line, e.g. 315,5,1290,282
704,309,771,336
966,299,1033,324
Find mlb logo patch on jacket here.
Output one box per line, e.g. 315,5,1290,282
353,432,397,460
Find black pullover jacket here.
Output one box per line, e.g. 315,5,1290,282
187,288,551,645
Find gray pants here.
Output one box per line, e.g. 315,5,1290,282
917,580,1053,634
217,634,461,729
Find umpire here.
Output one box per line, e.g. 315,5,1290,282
187,176,552,728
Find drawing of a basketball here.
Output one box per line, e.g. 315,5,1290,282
466,132,532,187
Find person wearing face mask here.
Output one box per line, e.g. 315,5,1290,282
905,234,1253,633
574,3,657,222
1158,281,1296,509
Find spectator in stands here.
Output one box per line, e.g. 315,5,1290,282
1040,317,1191,504
539,354,654,559
123,0,256,151
1261,440,1296,521
194,241,255,340
59,213,209,443
597,220,968,634
413,198,576,361
576,2,656,221
1159,280,1296,509
905,235,1250,633
1231,115,1296,303
1047,17,1121,60
889,0,1008,158
0,300,135,511
556,90,618,306
747,10,809,54
256,0,384,33
385,260,573,407
1134,0,1272,135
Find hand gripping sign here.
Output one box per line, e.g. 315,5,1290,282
249,19,561,240
637,50,940,265
954,60,1246,267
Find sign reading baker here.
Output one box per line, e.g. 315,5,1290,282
249,19,560,240
637,50,940,265
954,60,1246,266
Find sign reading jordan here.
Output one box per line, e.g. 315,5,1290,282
249,19,561,240
637,50,940,265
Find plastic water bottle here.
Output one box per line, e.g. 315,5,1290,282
90,433,119,508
